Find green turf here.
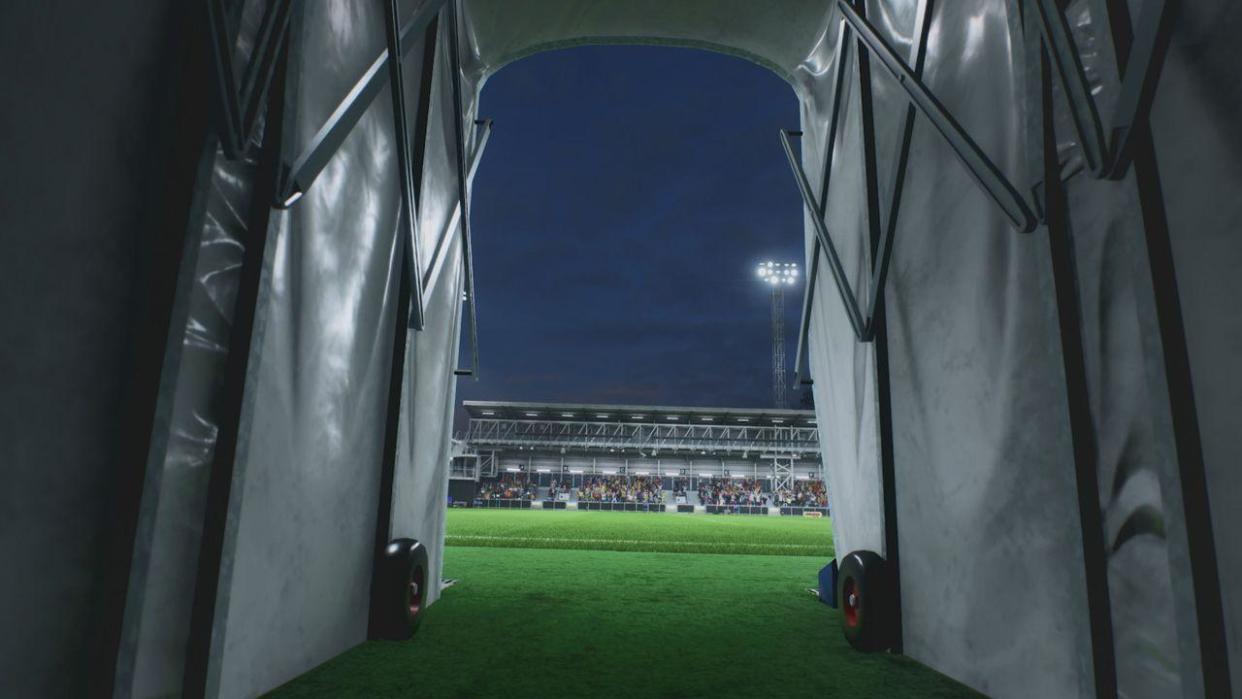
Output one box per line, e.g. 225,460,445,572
268,546,980,699
443,508,834,557
267,512,977,698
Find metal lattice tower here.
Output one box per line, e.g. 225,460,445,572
770,285,787,409
757,261,798,409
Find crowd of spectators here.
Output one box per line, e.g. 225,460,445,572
671,478,690,498
473,473,828,508
698,478,767,506
575,476,665,504
476,474,537,501
547,478,570,500
775,479,828,508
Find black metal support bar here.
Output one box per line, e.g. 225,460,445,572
864,0,934,334
277,0,446,206
447,0,480,379
853,2,885,336
237,0,293,143
1104,0,1174,179
1040,44,1119,699
792,20,852,385
423,118,493,298
780,130,868,342
368,184,415,642
206,0,245,157
369,14,442,636
852,0,904,655
1034,0,1108,177
835,0,1038,233
383,0,428,330
183,19,294,698
206,0,292,159
1030,0,1173,180
794,0,1018,357
1098,0,1231,694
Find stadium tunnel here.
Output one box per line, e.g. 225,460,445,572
2,1,1240,697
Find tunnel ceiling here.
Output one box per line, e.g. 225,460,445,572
460,0,834,86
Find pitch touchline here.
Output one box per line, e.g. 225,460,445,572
446,534,822,550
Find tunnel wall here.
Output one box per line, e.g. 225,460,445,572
4,2,1237,697
388,17,471,605
862,2,1096,696
455,1,1234,697
198,3,405,696
114,142,256,698
0,4,204,696
797,24,886,562
1149,0,1242,688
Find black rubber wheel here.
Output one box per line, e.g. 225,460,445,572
375,538,430,640
837,550,895,652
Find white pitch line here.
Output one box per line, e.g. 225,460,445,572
445,534,822,550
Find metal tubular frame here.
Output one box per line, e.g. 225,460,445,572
383,0,430,329
1038,40,1119,699
275,0,446,207
446,1,482,379
206,0,293,159
836,0,1038,233
786,0,937,358
466,417,821,458
184,17,295,696
1033,0,1174,180
423,118,492,296
790,0,1172,365
256,0,492,344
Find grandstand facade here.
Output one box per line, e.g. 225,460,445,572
452,401,827,514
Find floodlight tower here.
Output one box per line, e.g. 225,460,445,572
756,261,799,409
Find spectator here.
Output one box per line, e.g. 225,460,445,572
697,477,768,506
774,479,828,508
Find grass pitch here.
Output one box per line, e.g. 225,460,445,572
444,507,834,557
268,511,979,698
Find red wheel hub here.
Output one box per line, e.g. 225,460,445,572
842,577,860,628
408,566,426,618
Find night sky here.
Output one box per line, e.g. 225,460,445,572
456,45,806,423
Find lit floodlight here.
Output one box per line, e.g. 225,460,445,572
757,260,799,286
505,467,520,472
569,468,584,474
603,469,617,475
699,472,714,477
635,470,650,475
536,468,551,473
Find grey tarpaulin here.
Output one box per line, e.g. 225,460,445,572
201,2,404,695
3,1,1238,697
1147,0,1242,691
113,5,270,695
391,19,470,607
114,142,256,698
0,2,213,696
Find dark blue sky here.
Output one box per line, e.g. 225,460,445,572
457,45,805,419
